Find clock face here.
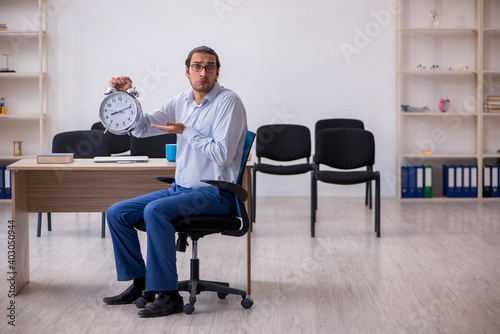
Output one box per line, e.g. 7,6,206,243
99,92,142,134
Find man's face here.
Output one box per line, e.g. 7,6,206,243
185,52,219,94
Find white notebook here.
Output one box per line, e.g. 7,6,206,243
93,156,149,163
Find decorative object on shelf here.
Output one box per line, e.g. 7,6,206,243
439,97,450,112
0,23,7,31
429,10,439,28
0,97,5,114
99,83,143,135
484,96,500,113
0,54,14,72
447,65,469,72
422,150,432,155
417,64,426,71
401,105,430,112
13,141,22,156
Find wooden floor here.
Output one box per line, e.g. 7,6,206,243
1,197,500,333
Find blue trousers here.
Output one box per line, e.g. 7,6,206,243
106,182,235,291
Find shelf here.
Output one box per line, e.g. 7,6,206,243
0,31,45,36
399,70,476,75
400,112,477,117
0,113,41,120
399,28,477,32
0,72,46,78
400,153,478,159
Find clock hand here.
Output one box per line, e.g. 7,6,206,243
110,106,132,115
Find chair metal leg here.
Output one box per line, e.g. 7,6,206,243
37,212,42,237
47,212,52,231
101,212,106,238
251,168,256,223
310,173,317,238
375,174,381,238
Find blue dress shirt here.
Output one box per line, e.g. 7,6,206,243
132,82,247,189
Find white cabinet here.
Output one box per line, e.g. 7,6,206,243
0,0,48,159
396,0,500,199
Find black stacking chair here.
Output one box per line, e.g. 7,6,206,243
134,131,255,314
311,128,380,238
91,122,130,154
130,134,176,158
38,130,112,238
315,118,372,208
251,124,312,222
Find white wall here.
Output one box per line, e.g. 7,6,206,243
47,0,397,197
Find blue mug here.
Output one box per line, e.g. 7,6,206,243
165,144,176,162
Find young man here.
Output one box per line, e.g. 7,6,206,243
103,46,247,318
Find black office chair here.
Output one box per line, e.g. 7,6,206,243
311,128,380,238
251,124,312,222
91,122,130,154
134,131,255,314
314,118,372,208
37,130,112,238
130,134,176,158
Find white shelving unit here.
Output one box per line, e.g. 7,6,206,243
396,0,500,200
0,0,48,160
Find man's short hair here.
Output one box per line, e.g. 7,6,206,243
185,46,221,69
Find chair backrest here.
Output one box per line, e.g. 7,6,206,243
237,130,256,185
130,134,176,158
52,130,111,158
315,128,375,170
92,122,130,154
315,118,364,134
256,124,311,162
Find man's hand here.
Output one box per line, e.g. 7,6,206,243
151,121,186,135
109,76,133,92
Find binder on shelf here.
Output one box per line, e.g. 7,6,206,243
470,166,478,198
463,166,470,197
424,165,433,198
455,165,463,197
0,167,4,199
443,165,455,197
401,166,409,198
483,166,491,198
416,165,424,198
491,166,499,198
3,167,11,199
408,166,417,198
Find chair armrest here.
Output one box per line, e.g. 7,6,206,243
154,176,175,184
201,179,248,202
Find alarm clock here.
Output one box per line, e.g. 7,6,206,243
99,85,143,135
439,97,450,112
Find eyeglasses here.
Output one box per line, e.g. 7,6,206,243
190,64,218,73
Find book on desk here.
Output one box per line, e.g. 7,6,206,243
37,153,74,164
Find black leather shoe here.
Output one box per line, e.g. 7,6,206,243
103,283,145,305
137,293,184,318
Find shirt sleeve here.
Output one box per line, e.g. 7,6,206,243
131,98,177,138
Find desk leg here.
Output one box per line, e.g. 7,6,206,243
243,168,252,295
11,170,30,295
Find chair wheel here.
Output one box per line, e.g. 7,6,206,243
135,297,148,308
241,297,253,309
184,303,195,314
217,292,228,299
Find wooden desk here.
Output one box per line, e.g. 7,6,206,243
8,158,253,295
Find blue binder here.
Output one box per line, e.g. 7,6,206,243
3,167,11,199
455,165,463,197
408,166,417,198
491,166,499,198
401,166,409,198
462,166,470,197
0,167,4,199
443,165,455,197
470,166,478,198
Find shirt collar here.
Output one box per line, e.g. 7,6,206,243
187,81,222,105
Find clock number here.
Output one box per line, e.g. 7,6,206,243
107,103,112,107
